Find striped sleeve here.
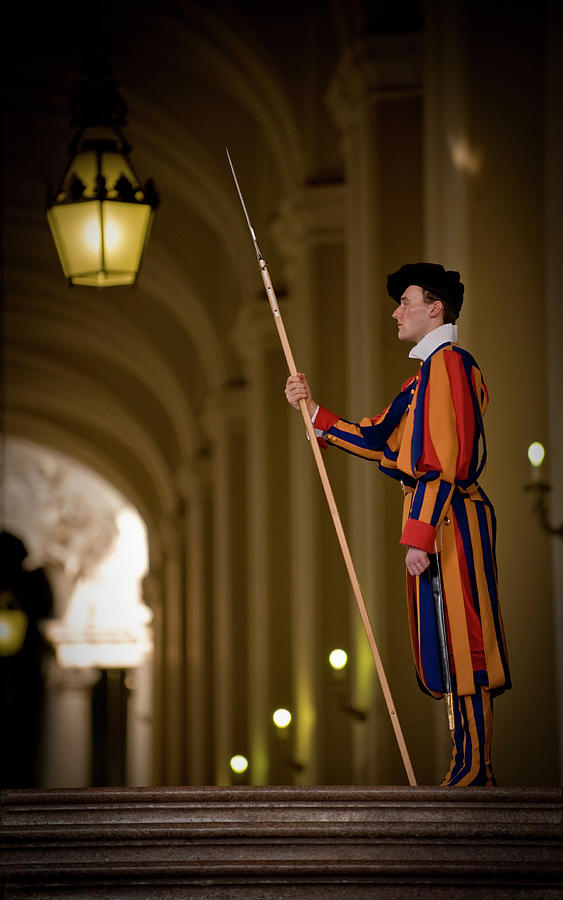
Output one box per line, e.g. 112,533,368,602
313,378,415,461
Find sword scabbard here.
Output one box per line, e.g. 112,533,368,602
445,690,455,734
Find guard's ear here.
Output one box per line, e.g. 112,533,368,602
428,299,444,319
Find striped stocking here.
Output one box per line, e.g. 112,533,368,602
441,686,497,786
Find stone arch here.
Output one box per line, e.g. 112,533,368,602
4,349,177,548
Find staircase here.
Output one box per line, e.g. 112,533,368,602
2,786,562,897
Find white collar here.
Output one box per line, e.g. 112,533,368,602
408,323,458,361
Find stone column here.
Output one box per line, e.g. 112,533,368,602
424,0,481,780
202,385,248,785
233,301,279,785
158,512,187,785
177,457,213,785
269,184,347,784
126,654,153,787
142,568,164,784
424,0,476,343
545,0,563,783
42,659,99,788
327,33,422,783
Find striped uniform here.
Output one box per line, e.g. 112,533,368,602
313,340,510,784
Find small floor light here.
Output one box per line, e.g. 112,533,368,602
46,36,159,287
328,648,348,671
229,754,249,775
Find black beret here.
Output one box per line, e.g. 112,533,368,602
386,262,464,316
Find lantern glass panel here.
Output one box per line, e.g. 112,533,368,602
102,201,152,273
47,199,152,286
47,202,103,277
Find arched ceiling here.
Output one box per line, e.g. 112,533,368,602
2,0,346,523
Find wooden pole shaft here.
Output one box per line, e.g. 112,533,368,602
258,258,417,787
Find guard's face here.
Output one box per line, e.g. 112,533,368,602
392,284,441,344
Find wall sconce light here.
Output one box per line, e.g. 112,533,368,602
46,36,158,287
524,442,563,540
328,647,367,722
0,590,29,657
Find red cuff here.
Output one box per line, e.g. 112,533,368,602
400,519,436,553
314,405,341,433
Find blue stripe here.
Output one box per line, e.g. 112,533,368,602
444,689,496,786
418,570,443,692
410,341,454,474
379,465,408,483
410,481,426,519
475,500,511,689
430,479,454,527
359,387,412,449
456,347,487,487
411,362,429,472
450,494,482,619
471,692,488,784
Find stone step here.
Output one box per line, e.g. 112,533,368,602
1,786,562,897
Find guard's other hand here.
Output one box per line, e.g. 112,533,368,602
405,546,430,576
285,373,316,416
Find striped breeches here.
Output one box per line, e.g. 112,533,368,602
441,686,496,787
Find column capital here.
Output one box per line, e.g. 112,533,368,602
232,299,283,368
200,381,248,442
157,511,186,559
270,182,346,263
175,455,212,503
43,656,100,691
327,33,422,132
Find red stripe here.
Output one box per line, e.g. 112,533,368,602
444,350,476,481
453,511,486,671
422,383,441,471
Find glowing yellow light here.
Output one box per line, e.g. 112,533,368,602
83,217,121,252
528,442,545,468
0,608,29,656
273,708,292,729
83,217,101,252
229,754,248,774
329,648,348,670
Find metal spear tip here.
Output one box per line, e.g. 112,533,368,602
226,147,263,261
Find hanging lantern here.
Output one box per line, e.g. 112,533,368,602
46,40,159,287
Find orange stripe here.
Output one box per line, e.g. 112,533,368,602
464,501,505,689
396,399,416,475
485,504,510,668
325,419,382,460
441,517,475,695
455,696,481,785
